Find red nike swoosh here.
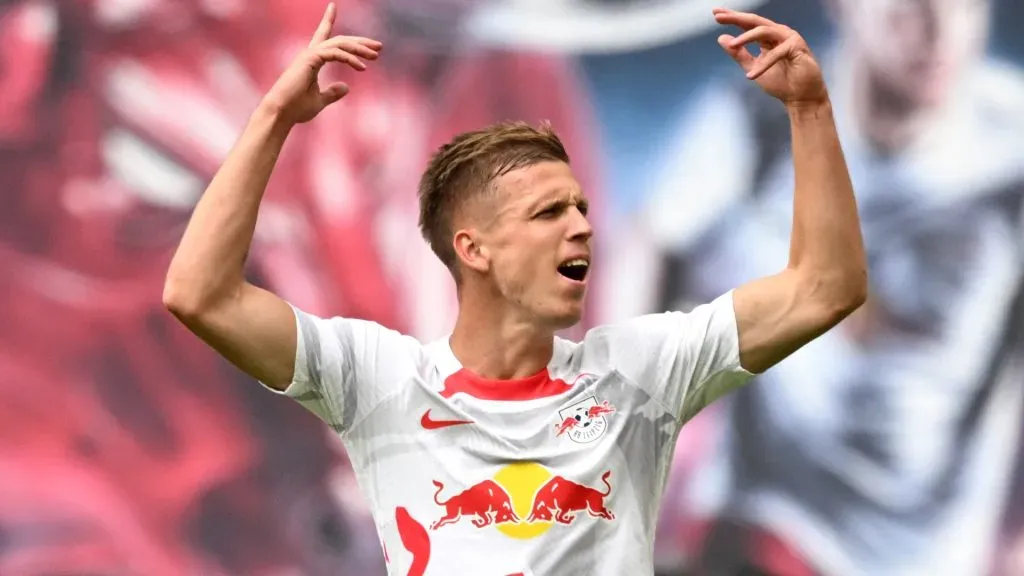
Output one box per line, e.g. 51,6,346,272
420,410,473,430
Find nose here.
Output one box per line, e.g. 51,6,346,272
916,0,966,49
568,206,593,244
919,0,941,48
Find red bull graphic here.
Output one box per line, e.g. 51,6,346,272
395,507,430,576
526,470,615,525
554,416,579,437
430,479,520,530
430,463,615,541
587,400,616,419
554,396,615,444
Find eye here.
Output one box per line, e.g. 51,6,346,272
536,205,562,219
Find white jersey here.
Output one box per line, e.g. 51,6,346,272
264,291,752,576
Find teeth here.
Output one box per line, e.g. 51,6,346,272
563,258,589,268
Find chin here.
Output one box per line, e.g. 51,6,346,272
914,83,953,109
899,67,955,108
552,317,582,331
547,306,585,331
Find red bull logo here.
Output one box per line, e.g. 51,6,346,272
554,417,579,437
430,479,520,530
587,400,615,419
430,463,615,540
525,470,615,524
554,396,615,444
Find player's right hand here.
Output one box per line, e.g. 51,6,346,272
260,2,382,125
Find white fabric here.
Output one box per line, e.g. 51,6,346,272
264,291,752,575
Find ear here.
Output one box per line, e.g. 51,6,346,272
453,228,490,274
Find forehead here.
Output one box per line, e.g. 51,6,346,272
492,161,583,209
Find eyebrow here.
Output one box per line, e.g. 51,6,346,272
528,190,588,214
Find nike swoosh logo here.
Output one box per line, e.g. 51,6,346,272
420,409,473,430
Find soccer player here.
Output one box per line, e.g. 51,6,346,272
163,4,866,574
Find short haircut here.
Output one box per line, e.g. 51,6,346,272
417,120,570,276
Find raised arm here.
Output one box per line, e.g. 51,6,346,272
712,9,867,374
162,3,381,389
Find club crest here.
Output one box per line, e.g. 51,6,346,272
554,395,615,444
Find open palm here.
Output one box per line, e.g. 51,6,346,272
713,9,827,106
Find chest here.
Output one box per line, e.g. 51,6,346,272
347,370,673,574
345,368,677,515
356,371,668,462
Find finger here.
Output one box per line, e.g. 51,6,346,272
319,37,382,60
361,37,383,51
717,34,756,73
713,8,776,31
747,40,793,79
319,81,350,107
318,47,367,70
308,3,336,48
729,25,788,50
322,35,383,51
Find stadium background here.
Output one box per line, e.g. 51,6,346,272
2,0,1023,574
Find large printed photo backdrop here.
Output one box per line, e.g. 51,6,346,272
2,0,1022,575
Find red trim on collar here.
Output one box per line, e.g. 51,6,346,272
440,367,573,401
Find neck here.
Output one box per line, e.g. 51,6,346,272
850,58,935,153
449,288,555,381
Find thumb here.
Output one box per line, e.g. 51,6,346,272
319,82,350,108
717,34,756,73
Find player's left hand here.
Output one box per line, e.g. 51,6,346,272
713,8,827,107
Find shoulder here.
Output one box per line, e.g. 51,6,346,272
950,59,1024,156
973,59,1024,126
570,292,737,363
294,307,428,369
949,60,1024,195
644,79,768,250
560,293,749,416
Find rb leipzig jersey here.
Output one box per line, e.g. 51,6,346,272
265,291,752,575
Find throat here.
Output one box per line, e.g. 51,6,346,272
449,318,555,381
854,62,937,153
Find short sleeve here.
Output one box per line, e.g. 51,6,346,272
581,290,754,423
260,304,423,435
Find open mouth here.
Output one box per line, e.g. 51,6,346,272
557,258,590,283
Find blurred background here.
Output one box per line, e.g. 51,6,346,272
2,0,1023,574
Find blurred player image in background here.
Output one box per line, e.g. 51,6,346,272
2,0,1024,575
634,0,1024,574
